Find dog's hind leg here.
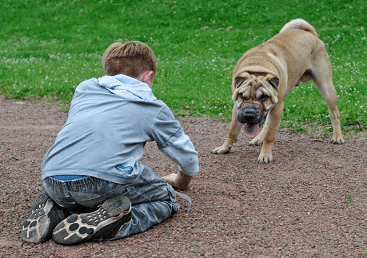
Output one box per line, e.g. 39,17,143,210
310,50,344,144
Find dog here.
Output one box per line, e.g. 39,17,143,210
212,19,344,164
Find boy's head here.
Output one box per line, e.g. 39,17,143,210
102,41,157,81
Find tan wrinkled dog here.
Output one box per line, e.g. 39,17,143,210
212,19,344,164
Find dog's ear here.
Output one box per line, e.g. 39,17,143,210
269,78,279,89
235,77,246,88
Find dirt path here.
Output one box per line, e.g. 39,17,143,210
0,95,366,257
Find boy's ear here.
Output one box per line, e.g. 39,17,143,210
142,71,154,83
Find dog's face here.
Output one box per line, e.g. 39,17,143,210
232,73,279,138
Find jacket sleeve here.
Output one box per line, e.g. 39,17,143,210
150,105,199,176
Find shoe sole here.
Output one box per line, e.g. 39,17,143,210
52,195,131,245
20,195,56,243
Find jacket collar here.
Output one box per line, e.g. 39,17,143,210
98,74,157,102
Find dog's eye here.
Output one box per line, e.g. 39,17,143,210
240,94,248,101
269,78,279,88
260,94,269,102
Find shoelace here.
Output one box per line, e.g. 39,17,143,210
175,191,192,213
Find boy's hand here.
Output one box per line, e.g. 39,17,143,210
162,173,177,184
162,170,192,190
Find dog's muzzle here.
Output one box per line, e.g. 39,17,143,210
259,112,268,127
237,106,263,124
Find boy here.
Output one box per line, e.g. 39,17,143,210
20,41,199,245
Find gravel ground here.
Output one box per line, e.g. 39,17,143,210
0,95,366,258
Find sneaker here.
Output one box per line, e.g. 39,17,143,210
52,195,131,245
20,192,67,244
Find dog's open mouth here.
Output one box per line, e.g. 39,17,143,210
243,123,260,139
242,112,268,139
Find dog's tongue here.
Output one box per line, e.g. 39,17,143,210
243,123,260,139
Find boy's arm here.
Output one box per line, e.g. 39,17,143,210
159,134,198,190
152,106,199,189
162,169,193,190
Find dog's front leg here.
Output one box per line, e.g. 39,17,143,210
258,102,284,164
249,116,270,146
212,105,242,154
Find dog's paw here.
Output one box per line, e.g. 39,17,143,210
249,138,263,146
212,146,230,154
332,135,345,144
257,153,273,164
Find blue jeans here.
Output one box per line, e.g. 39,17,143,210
43,165,180,240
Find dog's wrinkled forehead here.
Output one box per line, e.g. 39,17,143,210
234,72,277,89
232,71,279,104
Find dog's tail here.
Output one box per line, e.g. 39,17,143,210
280,19,318,37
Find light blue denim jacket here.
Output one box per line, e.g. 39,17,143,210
42,74,199,184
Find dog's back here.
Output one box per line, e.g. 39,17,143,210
279,19,318,37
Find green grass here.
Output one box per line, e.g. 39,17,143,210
1,0,366,135
345,193,353,205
